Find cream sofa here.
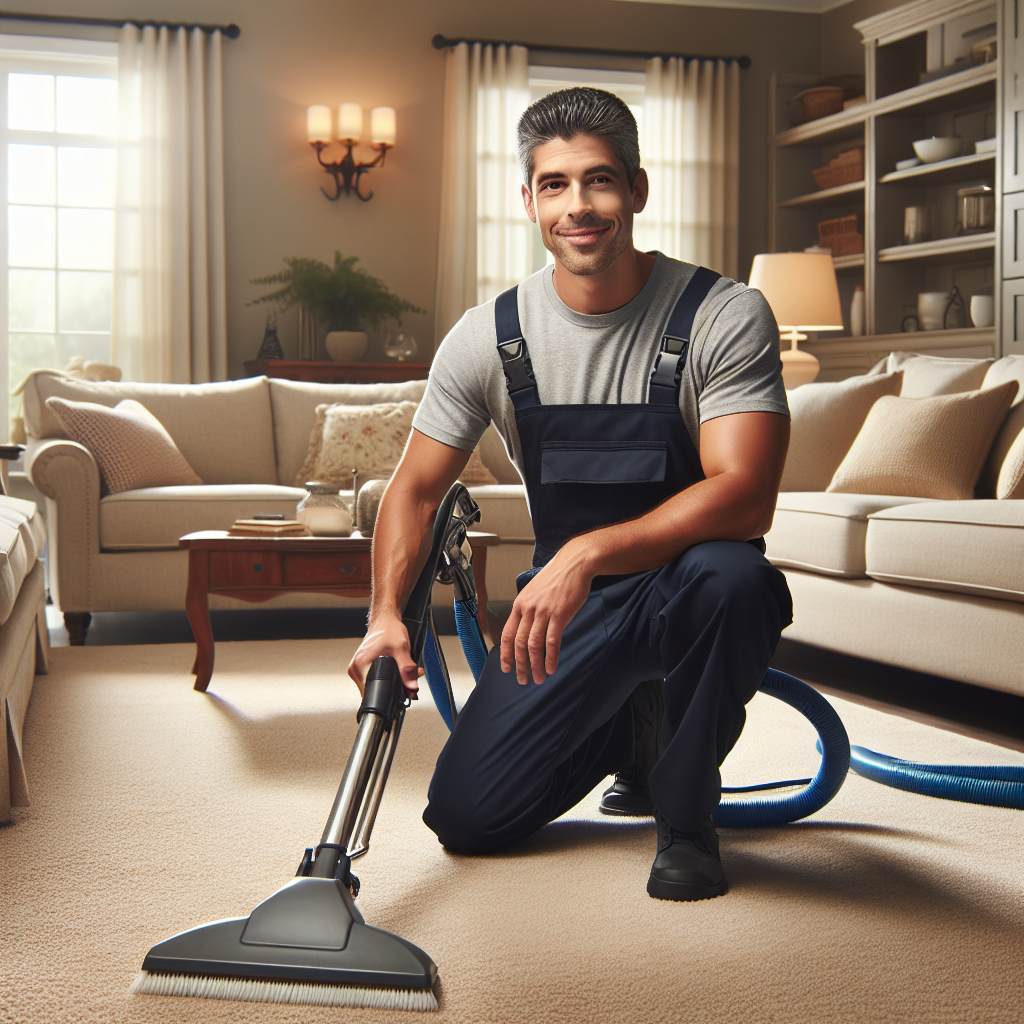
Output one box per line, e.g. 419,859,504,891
0,493,49,821
22,373,534,643
765,354,1024,697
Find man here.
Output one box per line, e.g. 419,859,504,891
349,87,792,901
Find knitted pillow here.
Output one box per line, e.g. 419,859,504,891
827,382,1019,500
296,402,498,488
997,428,1024,499
45,397,203,494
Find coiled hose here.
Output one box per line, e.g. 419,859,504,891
445,589,1023,820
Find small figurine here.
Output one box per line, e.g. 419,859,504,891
256,312,284,360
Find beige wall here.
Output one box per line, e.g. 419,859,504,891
23,0,827,376
821,0,912,76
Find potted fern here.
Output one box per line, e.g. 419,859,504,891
250,252,423,361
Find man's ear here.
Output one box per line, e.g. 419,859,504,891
632,168,649,215
522,183,537,224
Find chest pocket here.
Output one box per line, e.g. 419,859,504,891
540,440,667,485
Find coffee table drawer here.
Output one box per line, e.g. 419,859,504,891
209,551,282,589
283,552,370,587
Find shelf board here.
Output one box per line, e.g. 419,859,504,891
879,152,995,186
779,181,865,207
775,107,868,148
833,253,865,269
877,232,995,264
802,326,995,359
873,62,997,118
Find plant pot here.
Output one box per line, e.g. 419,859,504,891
325,331,369,362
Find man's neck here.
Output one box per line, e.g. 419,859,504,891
551,247,658,315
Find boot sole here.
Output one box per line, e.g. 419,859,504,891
598,801,655,817
646,874,728,902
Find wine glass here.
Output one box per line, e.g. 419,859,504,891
384,332,418,362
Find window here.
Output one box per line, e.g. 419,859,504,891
525,66,645,272
1,35,117,428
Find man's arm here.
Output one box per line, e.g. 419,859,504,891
347,429,472,695
501,411,790,686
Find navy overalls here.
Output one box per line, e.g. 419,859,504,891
423,267,793,852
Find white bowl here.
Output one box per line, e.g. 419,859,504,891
324,331,368,362
912,137,962,163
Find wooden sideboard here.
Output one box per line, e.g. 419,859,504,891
244,359,430,384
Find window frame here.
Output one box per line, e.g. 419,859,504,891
0,34,117,434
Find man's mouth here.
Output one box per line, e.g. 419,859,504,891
555,224,611,247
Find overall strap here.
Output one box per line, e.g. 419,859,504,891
648,266,721,405
494,286,539,409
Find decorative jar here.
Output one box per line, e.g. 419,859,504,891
296,482,352,536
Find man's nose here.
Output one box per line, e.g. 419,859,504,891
567,183,594,220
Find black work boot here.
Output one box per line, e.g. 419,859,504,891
647,813,728,902
599,679,664,816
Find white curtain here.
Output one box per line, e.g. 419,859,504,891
636,58,740,281
434,43,529,345
113,24,228,383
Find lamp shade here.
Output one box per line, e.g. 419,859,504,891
306,105,332,143
338,102,362,143
748,253,844,331
370,106,396,147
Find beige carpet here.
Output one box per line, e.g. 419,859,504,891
2,638,1022,1024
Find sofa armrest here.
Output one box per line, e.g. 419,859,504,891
25,439,101,611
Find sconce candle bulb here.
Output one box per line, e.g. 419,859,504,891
370,106,396,148
338,102,362,143
306,104,332,143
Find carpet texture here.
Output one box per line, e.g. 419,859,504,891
2,638,1022,1023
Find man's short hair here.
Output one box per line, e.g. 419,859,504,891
517,87,640,187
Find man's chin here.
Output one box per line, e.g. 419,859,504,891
550,243,622,277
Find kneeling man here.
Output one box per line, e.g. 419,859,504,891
349,87,793,901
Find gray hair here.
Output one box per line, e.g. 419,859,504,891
517,87,640,187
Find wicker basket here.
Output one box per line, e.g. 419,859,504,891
789,86,845,125
817,214,864,257
812,147,865,190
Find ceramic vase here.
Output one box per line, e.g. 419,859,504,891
325,331,369,362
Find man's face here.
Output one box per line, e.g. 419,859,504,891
522,134,648,277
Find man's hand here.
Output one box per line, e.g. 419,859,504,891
347,614,421,698
500,539,593,685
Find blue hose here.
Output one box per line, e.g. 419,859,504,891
454,599,488,682
714,669,851,828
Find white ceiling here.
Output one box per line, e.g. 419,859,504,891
613,0,855,14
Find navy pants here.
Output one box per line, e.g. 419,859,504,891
423,540,793,853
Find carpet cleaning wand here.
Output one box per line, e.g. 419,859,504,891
128,484,485,1011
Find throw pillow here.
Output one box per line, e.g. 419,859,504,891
296,401,419,487
826,381,1019,500
45,397,203,494
459,446,499,486
884,351,992,397
997,428,1024,499
976,355,1024,497
780,371,904,491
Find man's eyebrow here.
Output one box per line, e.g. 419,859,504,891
534,164,621,186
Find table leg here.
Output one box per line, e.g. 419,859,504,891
186,549,215,692
471,546,496,646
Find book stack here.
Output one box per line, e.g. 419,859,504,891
228,519,310,537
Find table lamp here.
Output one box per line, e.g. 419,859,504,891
748,252,844,389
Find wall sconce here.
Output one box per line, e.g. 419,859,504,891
306,103,396,201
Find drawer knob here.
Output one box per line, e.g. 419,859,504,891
254,562,263,572
338,565,357,574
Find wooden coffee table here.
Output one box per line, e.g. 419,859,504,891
179,530,498,692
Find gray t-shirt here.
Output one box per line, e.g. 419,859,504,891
413,253,788,478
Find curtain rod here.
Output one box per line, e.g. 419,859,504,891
431,33,750,69
0,10,241,38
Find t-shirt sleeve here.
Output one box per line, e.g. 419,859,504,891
693,286,790,424
411,305,495,451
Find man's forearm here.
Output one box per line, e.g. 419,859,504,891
367,477,441,624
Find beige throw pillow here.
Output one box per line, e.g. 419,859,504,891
827,382,1019,500
780,371,904,492
884,351,992,397
458,447,499,486
45,397,203,494
997,428,1024,499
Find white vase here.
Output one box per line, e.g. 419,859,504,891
850,284,865,337
325,331,369,362
969,295,994,328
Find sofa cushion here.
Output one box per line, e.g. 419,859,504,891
0,520,29,627
866,500,1024,602
99,485,310,550
45,398,203,494
268,378,428,487
766,493,933,577
828,383,1019,500
22,372,278,486
978,355,1024,498
883,352,993,397
997,429,1024,499
780,372,904,491
0,496,44,568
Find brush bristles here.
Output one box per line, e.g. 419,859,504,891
130,970,438,1011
